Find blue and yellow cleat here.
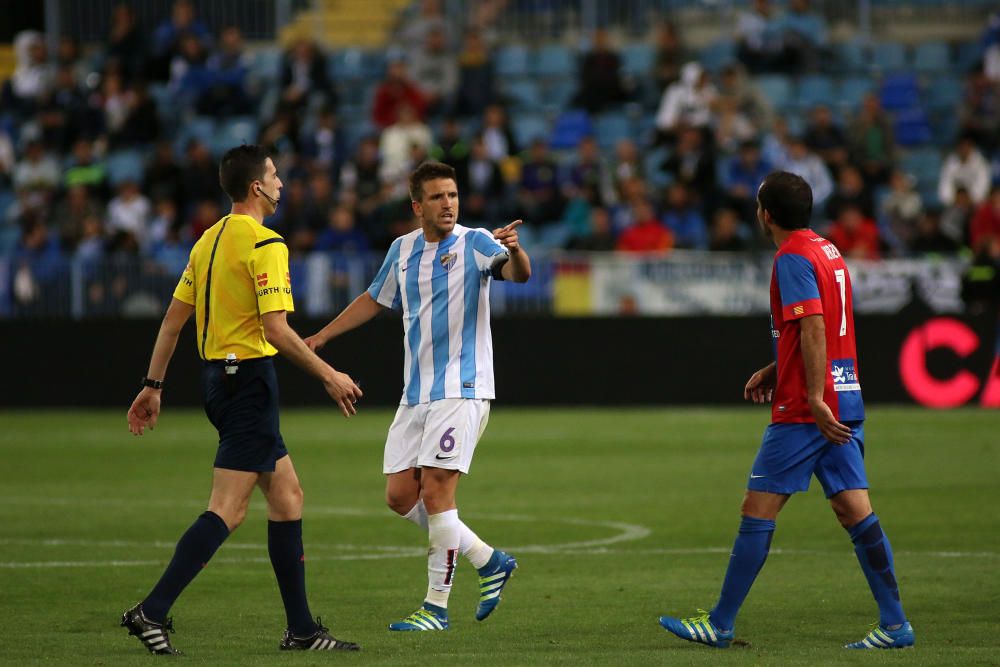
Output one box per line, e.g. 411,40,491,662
845,622,914,649
387,603,449,632
475,550,518,621
658,610,734,648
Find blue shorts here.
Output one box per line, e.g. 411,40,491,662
747,421,868,498
202,357,288,472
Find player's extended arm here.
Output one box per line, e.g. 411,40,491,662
262,310,363,418
127,298,194,436
494,220,532,283
800,314,852,445
305,291,385,351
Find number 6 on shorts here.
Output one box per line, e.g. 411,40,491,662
439,427,456,452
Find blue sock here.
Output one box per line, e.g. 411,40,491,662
848,513,906,627
143,511,229,622
268,519,317,636
709,516,776,631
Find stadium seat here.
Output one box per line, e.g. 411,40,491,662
106,150,146,187
211,117,259,158
755,76,793,112
495,45,530,77
894,107,932,146
926,76,964,112
328,48,365,80
900,147,942,194
699,40,736,72
593,113,632,150
502,79,544,111
512,113,551,147
621,43,655,77
362,51,387,80
543,78,578,111
534,45,576,78
912,42,950,73
833,40,867,73
930,109,960,147
253,48,283,83
955,41,983,71
871,42,906,72
173,116,217,157
796,75,836,110
880,73,920,111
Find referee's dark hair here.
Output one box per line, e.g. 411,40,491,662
219,144,270,203
409,161,457,202
758,171,813,230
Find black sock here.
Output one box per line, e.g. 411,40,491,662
268,519,317,636
143,511,230,622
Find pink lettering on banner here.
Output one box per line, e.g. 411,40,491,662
898,318,980,408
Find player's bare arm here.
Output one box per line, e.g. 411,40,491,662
127,298,195,436
493,220,532,283
262,310,363,418
799,314,852,444
305,291,385,352
744,361,776,404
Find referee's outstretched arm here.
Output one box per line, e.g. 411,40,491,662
262,310,363,417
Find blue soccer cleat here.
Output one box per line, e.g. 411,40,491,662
388,603,449,632
475,550,518,621
845,622,915,649
658,610,734,648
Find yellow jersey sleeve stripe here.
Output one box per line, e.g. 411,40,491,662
200,215,232,359
254,237,285,249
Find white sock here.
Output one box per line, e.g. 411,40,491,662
425,509,460,609
402,502,493,569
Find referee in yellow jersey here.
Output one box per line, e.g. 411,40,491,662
121,145,362,654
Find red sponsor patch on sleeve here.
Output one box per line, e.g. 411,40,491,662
256,272,268,287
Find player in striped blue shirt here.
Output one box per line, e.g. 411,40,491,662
306,161,531,631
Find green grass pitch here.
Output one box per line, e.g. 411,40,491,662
1,407,997,665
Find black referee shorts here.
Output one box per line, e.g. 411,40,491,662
202,356,288,472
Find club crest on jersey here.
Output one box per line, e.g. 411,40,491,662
440,252,457,270
831,358,861,392
257,272,268,287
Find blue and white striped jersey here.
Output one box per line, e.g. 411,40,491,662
367,225,509,405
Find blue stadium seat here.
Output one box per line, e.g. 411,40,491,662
880,73,920,111
912,42,950,73
926,76,964,112
621,43,655,77
495,45,530,77
755,76,793,112
700,40,736,72
871,42,906,72
211,117,259,158
512,113,551,147
833,40,867,73
837,76,875,112
796,75,836,110
106,150,146,187
534,45,575,78
894,107,932,147
901,148,942,194
593,113,632,150
328,48,365,80
174,116,217,156
362,51,387,80
543,78,577,111
253,48,283,83
955,41,983,70
502,79,544,111
930,109,960,147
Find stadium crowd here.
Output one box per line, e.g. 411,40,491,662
2,0,1000,315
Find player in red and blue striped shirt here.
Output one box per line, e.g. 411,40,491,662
659,172,914,650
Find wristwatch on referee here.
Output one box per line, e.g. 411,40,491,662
141,377,165,390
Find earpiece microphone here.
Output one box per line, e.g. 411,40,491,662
257,186,278,206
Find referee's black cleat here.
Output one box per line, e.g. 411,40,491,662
120,602,182,655
279,617,360,651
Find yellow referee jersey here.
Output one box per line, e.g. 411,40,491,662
173,214,294,360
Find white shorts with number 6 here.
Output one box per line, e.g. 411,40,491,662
382,398,491,474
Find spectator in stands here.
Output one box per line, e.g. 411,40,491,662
179,139,221,208
566,206,616,251
910,211,960,256
661,183,707,250
11,217,66,315
939,134,992,205
518,138,565,225
848,93,896,185
610,139,643,201
430,118,471,176
941,187,974,246
75,213,106,268
411,26,458,116
777,0,827,73
399,0,452,58
958,68,1000,151
315,204,370,254
735,0,783,74
452,29,495,118
880,169,924,253
379,102,433,184
107,178,152,248
112,82,160,149
617,199,673,253
299,171,338,246
150,0,212,81
655,62,717,142
971,187,1000,255
259,108,301,155
961,235,1000,316
3,31,53,117
203,26,253,117
266,177,305,240
724,139,771,223
0,128,14,189
804,105,847,172
148,197,179,249
340,137,383,226
13,140,60,196
827,204,881,260
302,107,347,176
372,58,428,129
661,126,716,206
107,3,145,79
781,135,833,206
480,103,518,162
709,207,749,252
187,197,221,240
716,64,773,132
762,116,791,167
101,71,131,140
574,29,628,114
564,136,612,208
64,139,107,193
280,38,334,116
458,134,504,225
712,96,756,155
56,37,89,88
50,184,103,250
37,66,96,152
826,165,874,221
145,141,184,210
980,9,1000,83
654,22,685,92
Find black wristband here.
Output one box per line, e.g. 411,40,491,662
141,377,165,389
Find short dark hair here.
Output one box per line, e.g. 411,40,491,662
409,161,457,202
758,171,813,230
219,144,270,203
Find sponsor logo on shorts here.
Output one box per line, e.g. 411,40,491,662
435,454,457,461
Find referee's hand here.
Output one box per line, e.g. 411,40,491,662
127,388,161,436
324,370,363,418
